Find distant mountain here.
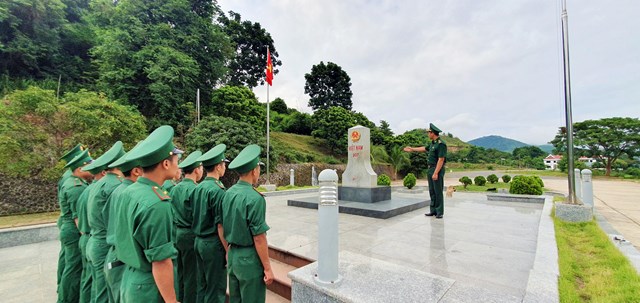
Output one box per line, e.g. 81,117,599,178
468,135,530,153
537,144,554,154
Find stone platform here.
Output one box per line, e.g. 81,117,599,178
338,186,391,203
287,196,428,219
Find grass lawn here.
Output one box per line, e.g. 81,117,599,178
256,185,318,192
554,214,640,302
453,182,510,192
0,211,59,229
504,169,567,177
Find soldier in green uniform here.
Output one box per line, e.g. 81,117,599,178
170,150,203,303
57,143,85,299
58,149,94,303
115,125,182,303
222,144,273,303
191,144,230,303
404,123,447,218
163,168,181,192
104,146,144,303
75,163,106,303
85,141,126,303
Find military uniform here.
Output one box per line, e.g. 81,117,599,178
57,143,84,298
115,125,182,302
58,149,92,303
75,178,99,303
84,142,125,303
426,124,447,217
104,147,141,303
170,150,202,303
163,179,178,192
192,145,229,303
223,145,270,303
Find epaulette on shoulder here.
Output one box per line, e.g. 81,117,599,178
152,186,171,201
253,187,265,197
216,181,225,189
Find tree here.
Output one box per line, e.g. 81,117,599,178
0,87,146,179
474,176,487,186
459,176,472,189
487,174,499,184
209,86,265,130
220,11,282,88
311,107,370,154
550,117,640,176
280,111,312,135
270,98,288,114
304,61,353,111
387,147,410,179
513,146,546,159
91,0,233,129
379,120,394,137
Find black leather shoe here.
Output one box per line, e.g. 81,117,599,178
425,213,436,216
435,215,443,219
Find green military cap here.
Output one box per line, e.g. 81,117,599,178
198,144,230,167
82,141,125,173
64,149,93,171
428,123,442,135
108,141,143,173
229,144,263,174
60,143,85,162
127,125,184,168
178,150,203,171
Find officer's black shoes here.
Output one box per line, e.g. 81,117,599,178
425,213,436,216
435,215,443,219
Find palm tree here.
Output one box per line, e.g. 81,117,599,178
388,146,410,180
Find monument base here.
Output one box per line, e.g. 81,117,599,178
287,196,428,219
338,186,391,203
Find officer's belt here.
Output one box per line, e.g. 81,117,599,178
196,233,217,238
176,225,191,229
229,243,253,248
106,260,124,270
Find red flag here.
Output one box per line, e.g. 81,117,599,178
266,48,273,86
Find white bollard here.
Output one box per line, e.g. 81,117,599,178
290,168,295,186
574,168,582,201
581,169,593,207
316,169,341,284
312,166,318,186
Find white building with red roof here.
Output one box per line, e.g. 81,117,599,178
543,154,562,170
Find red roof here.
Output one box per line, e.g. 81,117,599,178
544,155,563,160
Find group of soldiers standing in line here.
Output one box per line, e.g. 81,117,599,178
56,125,273,303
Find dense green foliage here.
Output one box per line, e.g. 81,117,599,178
403,173,417,189
474,176,487,186
487,174,498,184
270,98,288,114
311,106,373,154
468,135,528,152
509,175,543,195
210,86,265,130
304,62,353,111
377,174,391,186
0,87,146,179
502,175,511,183
551,117,640,176
220,11,281,88
459,176,472,188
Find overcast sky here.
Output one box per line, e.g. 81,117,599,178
218,0,640,145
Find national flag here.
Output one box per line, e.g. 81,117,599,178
266,47,273,86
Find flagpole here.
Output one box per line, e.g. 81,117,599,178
561,0,576,203
266,47,271,185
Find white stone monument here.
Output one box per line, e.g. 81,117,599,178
342,125,377,187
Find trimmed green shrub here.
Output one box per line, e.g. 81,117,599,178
487,165,494,170
377,174,391,186
509,175,543,195
502,174,511,183
459,176,472,188
487,174,499,184
474,176,487,186
403,173,417,189
531,175,544,188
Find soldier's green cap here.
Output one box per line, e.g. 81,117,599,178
127,125,183,168
83,141,125,173
428,123,442,135
198,144,230,167
178,151,203,171
108,141,143,173
60,144,85,162
64,149,93,171
229,144,263,174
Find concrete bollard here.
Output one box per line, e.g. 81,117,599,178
574,168,582,201
312,166,318,186
581,169,593,207
290,168,295,186
316,169,341,285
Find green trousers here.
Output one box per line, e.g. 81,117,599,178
228,246,265,303
427,167,446,216
195,236,227,303
87,237,110,303
58,222,82,303
175,228,197,303
104,246,123,303
120,266,161,303
56,220,65,303
79,234,93,303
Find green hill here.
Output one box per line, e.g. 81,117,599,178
271,132,344,164
468,135,528,152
